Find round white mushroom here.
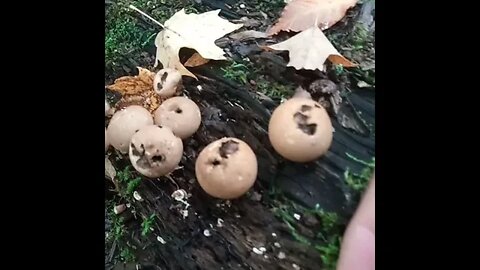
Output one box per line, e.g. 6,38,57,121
195,137,258,199
268,97,333,162
106,105,153,154
153,68,182,98
153,96,201,139
129,125,183,178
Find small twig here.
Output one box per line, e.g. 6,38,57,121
128,5,181,36
108,240,117,262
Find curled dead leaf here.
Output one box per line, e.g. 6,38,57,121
115,90,162,113
268,26,356,71
105,157,116,180
268,0,358,35
106,67,155,95
184,53,210,67
154,9,243,78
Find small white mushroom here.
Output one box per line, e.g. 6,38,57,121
195,138,258,199
268,98,333,162
106,105,153,153
129,125,183,178
154,96,201,139
153,68,182,98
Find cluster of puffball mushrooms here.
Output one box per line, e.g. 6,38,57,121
105,68,333,200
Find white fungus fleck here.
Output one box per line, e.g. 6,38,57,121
259,247,267,252
252,247,264,255
293,213,301,221
292,263,301,270
278,252,286,259
217,218,224,227
133,191,144,201
272,233,277,237
274,242,281,248
240,4,246,9
203,229,211,237
157,236,166,244
171,189,187,201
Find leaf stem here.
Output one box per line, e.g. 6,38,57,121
128,5,181,36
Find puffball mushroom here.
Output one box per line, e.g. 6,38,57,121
195,137,258,199
153,68,182,98
268,97,333,162
129,125,183,178
106,105,153,153
153,96,201,139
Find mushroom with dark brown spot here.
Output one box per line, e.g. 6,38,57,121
106,105,153,153
154,96,201,139
129,125,183,178
195,137,258,199
153,68,182,98
268,98,333,162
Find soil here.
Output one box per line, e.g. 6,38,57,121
105,1,375,269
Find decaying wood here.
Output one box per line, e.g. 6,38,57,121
106,65,375,270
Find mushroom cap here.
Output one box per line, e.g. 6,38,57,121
105,128,109,152
268,98,333,162
106,105,153,153
195,137,258,199
153,96,201,139
153,68,182,98
129,125,183,178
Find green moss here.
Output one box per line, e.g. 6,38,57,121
106,201,136,263
344,154,375,193
272,200,343,270
105,0,198,77
255,76,294,99
221,62,252,84
141,214,156,236
251,0,287,17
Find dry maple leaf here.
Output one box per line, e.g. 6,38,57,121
268,26,356,71
268,0,358,35
115,91,161,113
106,67,155,95
106,67,163,112
154,9,243,78
184,52,210,67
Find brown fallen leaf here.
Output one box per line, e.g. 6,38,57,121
184,53,210,67
115,90,162,113
106,67,163,112
155,9,243,78
268,0,358,35
106,67,155,95
268,26,356,71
